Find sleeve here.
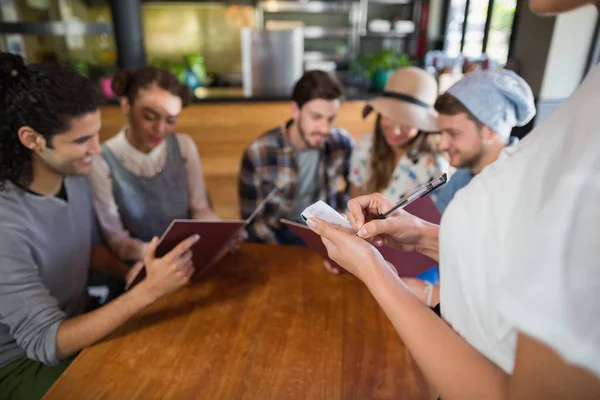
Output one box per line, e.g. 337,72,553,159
177,134,219,220
237,145,278,244
88,155,146,261
497,176,600,377
0,233,66,366
348,134,369,189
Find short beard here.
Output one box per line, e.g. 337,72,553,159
298,118,320,149
456,140,487,170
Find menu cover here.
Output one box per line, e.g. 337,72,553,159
126,187,281,290
125,220,244,290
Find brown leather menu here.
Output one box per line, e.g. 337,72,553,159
125,220,244,290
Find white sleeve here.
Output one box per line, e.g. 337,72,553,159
89,155,147,261
497,176,600,377
176,134,219,220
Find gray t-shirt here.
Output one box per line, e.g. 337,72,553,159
288,150,321,223
0,177,95,367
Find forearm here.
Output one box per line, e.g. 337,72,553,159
55,285,155,360
91,245,129,280
191,206,219,220
365,262,509,400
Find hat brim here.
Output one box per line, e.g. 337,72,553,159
363,97,439,132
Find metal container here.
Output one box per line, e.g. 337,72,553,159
241,27,304,96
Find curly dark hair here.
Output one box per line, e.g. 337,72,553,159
0,53,103,191
111,66,192,107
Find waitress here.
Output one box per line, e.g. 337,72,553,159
306,0,600,393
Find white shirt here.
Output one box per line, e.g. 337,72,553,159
90,128,218,261
439,66,600,376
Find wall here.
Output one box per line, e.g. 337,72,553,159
511,1,556,97
142,3,256,77
512,3,598,124
539,5,598,100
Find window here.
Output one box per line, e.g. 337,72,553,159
443,0,517,65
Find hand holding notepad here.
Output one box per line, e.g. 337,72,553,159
286,193,441,277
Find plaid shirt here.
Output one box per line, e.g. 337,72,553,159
238,121,354,243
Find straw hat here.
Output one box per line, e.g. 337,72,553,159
363,67,439,132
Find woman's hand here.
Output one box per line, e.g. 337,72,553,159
346,193,440,260
307,218,394,284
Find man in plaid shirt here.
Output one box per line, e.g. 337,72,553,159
238,71,354,256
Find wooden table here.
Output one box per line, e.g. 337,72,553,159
44,244,432,400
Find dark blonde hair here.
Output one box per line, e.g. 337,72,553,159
367,115,437,194
292,70,343,108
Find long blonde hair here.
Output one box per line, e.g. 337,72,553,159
367,115,436,194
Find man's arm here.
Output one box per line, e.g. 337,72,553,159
55,283,154,360
0,252,68,365
238,147,278,244
57,233,198,360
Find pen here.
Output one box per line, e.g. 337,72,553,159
376,173,447,219
354,173,447,236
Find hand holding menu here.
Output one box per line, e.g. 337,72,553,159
126,186,280,290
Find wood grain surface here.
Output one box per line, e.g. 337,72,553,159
44,244,433,400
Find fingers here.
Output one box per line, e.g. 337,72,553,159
347,193,393,231
177,258,193,273
177,262,195,282
306,218,333,239
356,218,396,240
164,234,200,263
178,250,193,265
143,237,159,264
323,260,341,275
347,197,368,230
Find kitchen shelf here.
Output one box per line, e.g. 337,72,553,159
259,1,354,14
0,21,112,36
361,31,413,38
303,27,354,39
304,51,353,62
367,0,413,5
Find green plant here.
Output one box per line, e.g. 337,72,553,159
361,50,413,79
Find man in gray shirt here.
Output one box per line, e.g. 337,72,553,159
0,54,199,399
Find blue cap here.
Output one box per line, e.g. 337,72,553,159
446,70,536,138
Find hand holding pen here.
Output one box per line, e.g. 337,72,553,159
346,174,446,253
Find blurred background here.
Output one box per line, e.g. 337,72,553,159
0,0,597,118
